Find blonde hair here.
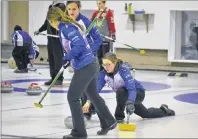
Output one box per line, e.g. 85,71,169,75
102,52,123,63
47,6,84,32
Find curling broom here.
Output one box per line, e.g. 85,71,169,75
100,34,145,55
34,62,70,108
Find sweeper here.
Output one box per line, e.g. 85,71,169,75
82,52,175,131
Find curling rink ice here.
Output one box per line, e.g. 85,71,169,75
1,63,198,138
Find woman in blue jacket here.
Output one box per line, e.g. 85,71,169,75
11,25,36,73
83,52,175,123
65,1,102,120
47,7,116,139
65,1,102,56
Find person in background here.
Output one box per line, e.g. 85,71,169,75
34,1,66,85
192,24,198,52
46,6,117,138
11,25,35,73
83,52,175,123
66,0,102,57
65,0,102,120
91,0,116,71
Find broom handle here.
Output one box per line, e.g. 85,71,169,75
39,33,141,52
86,9,106,35
38,62,70,104
38,66,65,104
100,34,141,51
39,33,59,38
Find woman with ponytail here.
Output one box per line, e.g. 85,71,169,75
83,52,175,124
65,1,103,121
47,7,116,139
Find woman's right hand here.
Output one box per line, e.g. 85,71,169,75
82,101,91,113
30,59,35,64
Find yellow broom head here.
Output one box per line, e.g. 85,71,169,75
140,50,145,55
34,103,43,108
118,123,136,131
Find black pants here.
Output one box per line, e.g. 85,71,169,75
67,62,115,137
81,58,101,116
115,87,168,120
97,41,110,71
12,46,29,70
47,38,64,81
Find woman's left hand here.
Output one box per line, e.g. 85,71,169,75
82,101,91,113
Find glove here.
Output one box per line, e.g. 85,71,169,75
82,100,91,113
126,100,135,115
34,31,40,36
62,56,70,69
112,34,116,42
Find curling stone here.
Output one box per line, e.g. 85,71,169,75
1,82,13,93
8,57,17,69
64,116,87,129
26,83,42,96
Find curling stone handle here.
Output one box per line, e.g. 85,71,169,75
31,83,38,86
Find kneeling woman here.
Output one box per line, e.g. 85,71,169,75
83,52,175,123
47,7,116,139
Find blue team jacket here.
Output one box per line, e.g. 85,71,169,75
58,22,96,70
76,13,102,56
98,62,145,103
11,30,36,59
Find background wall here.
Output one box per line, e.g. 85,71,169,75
28,1,198,50
2,1,198,70
28,1,53,45
8,1,29,39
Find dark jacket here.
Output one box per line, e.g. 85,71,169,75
38,3,66,37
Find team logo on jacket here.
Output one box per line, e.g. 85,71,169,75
68,30,76,37
96,20,104,28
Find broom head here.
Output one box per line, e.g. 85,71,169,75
34,103,43,108
118,123,136,131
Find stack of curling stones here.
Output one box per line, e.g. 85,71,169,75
26,83,42,96
64,116,87,129
1,82,13,93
